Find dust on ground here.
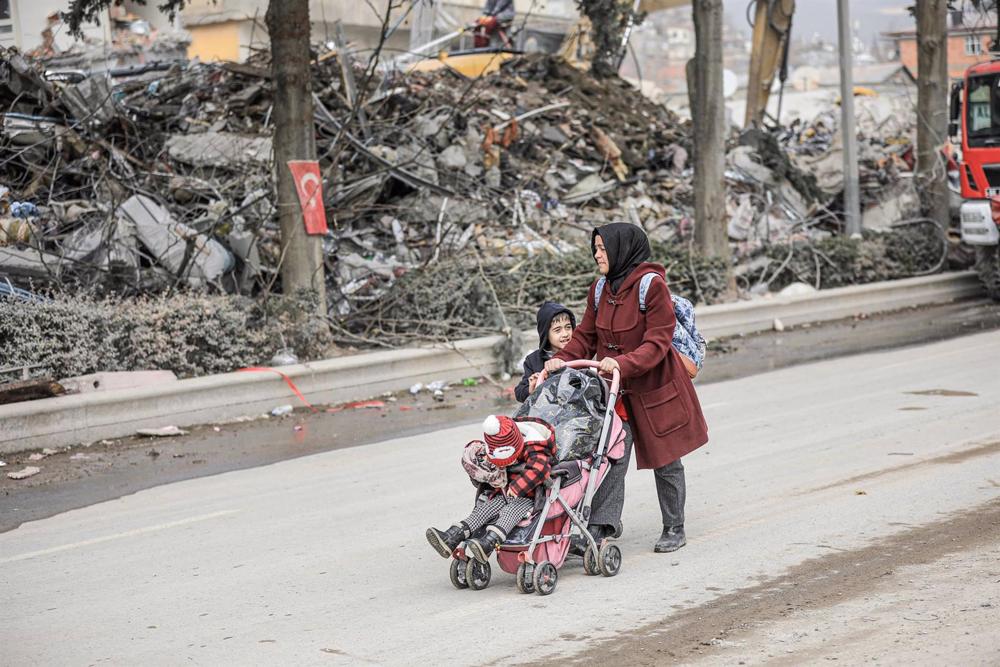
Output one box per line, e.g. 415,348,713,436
549,498,1000,666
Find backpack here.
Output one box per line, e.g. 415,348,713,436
594,273,707,374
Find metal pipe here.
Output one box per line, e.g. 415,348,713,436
837,0,862,237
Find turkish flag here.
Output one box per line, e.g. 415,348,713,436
287,160,329,235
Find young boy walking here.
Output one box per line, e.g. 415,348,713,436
426,414,556,563
514,302,576,402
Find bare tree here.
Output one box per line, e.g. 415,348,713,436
915,0,949,226
689,0,734,294
64,0,326,314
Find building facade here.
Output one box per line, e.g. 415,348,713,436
885,13,997,80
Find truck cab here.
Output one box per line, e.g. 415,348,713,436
953,59,1000,247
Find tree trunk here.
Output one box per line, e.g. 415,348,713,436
916,0,949,226
266,0,327,314
690,0,733,295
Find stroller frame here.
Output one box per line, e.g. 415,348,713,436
449,360,624,595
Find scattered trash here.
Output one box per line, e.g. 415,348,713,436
293,424,304,432
433,389,445,402
773,318,785,332
855,490,868,495
270,348,299,367
27,453,46,461
409,383,424,395
271,405,294,417
136,425,189,437
426,380,448,392
69,453,91,461
0,460,6,467
326,399,386,412
778,282,818,298
7,466,41,480
462,378,479,387
213,426,221,432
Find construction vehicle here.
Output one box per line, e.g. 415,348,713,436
744,0,795,128
950,57,1000,300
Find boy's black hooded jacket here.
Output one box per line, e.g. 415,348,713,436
514,302,577,402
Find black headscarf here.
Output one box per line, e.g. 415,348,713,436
592,223,651,293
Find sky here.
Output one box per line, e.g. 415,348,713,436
721,0,915,45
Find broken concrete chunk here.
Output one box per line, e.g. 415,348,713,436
136,425,189,437
165,131,273,169
7,466,41,480
437,145,467,170
117,195,233,287
60,370,178,395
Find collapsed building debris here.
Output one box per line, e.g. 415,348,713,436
0,46,951,361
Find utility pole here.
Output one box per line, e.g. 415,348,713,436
690,0,733,294
266,0,327,314
916,0,949,227
836,0,861,237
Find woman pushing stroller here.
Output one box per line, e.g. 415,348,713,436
426,415,556,563
545,222,709,553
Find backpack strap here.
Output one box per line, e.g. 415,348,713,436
637,272,660,312
595,273,661,312
592,277,606,312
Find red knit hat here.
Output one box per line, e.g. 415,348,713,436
482,415,524,467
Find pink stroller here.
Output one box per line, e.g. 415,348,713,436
448,360,628,595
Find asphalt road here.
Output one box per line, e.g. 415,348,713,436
2,330,999,665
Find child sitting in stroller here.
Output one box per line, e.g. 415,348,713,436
426,414,556,564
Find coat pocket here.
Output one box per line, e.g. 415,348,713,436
638,381,690,437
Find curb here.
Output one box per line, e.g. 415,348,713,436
0,271,983,455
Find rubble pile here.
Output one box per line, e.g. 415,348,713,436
0,50,696,299
0,47,949,357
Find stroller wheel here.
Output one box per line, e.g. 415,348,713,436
582,544,600,576
516,563,535,594
599,543,622,577
532,561,558,596
449,558,469,589
465,558,492,590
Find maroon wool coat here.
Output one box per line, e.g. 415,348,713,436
553,262,709,469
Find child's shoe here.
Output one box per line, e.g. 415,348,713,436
426,523,470,558
467,526,505,563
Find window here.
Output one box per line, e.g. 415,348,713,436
965,74,1000,146
966,35,983,56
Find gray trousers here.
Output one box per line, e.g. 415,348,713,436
589,423,687,532
588,424,632,530
463,495,534,535
654,458,685,529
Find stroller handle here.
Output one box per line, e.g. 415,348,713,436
543,360,620,395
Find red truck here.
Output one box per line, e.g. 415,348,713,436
951,58,1000,300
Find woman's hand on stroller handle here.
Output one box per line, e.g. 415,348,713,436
539,359,620,387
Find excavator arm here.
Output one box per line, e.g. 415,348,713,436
744,0,795,128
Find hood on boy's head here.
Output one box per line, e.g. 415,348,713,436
536,301,576,350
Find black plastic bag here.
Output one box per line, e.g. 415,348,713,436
514,368,606,461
